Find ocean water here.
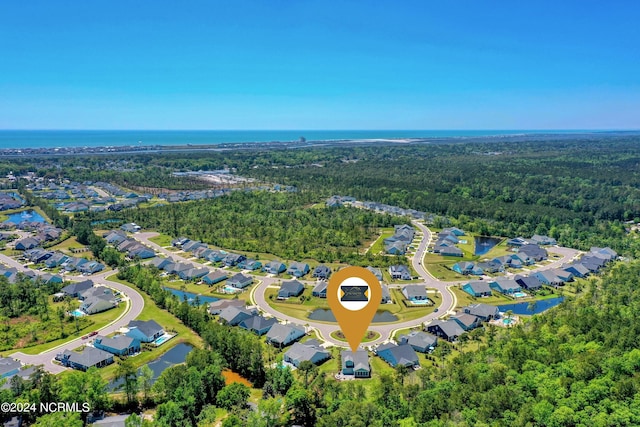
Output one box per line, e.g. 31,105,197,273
0,130,591,149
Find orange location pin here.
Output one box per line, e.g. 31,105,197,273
328,266,382,352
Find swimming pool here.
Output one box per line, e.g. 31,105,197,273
513,292,527,298
503,318,513,325
410,299,431,305
223,285,241,294
154,334,174,346
70,309,86,317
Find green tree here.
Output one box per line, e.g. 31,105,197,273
31,412,83,427
216,382,250,411
138,364,154,404
116,358,139,407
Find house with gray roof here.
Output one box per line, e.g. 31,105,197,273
266,323,306,348
312,265,331,280
518,244,548,261
462,281,492,297
563,263,589,278
451,313,482,331
531,235,557,245
126,320,165,343
426,319,465,342
203,270,228,285
149,257,173,270
239,315,278,336
533,270,564,287
312,281,328,298
227,273,253,289
376,343,419,368
341,349,370,378
80,294,116,315
514,275,542,291
397,331,437,353
179,267,209,281
263,261,287,275
208,299,245,315
218,306,257,326
60,347,114,371
94,335,141,356
389,265,411,280
0,357,21,379
463,303,499,321
366,266,383,281
381,284,391,303
284,341,330,367
278,280,305,299
287,262,310,278
61,280,93,298
439,246,463,257
489,278,522,295
402,285,428,302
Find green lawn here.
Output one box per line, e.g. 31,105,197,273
15,303,127,356
47,236,90,255
330,330,381,343
450,286,512,310
149,233,173,247
368,228,394,255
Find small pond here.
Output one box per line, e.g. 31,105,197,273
3,210,48,224
164,287,219,305
308,308,398,323
108,342,193,391
474,236,502,256
496,297,565,315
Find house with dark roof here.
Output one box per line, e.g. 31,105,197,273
179,267,209,281
207,250,228,263
208,299,245,315
366,266,383,281
266,323,306,348
263,261,287,275
223,253,246,267
552,268,574,282
463,303,499,321
402,285,428,302
389,265,411,280
514,275,543,291
64,257,89,272
45,252,68,268
203,270,228,285
149,257,172,270
533,270,564,287
462,281,492,297
227,273,253,289
39,273,63,285
312,281,328,298
451,313,482,331
239,315,278,335
128,246,155,259
94,335,141,356
14,237,39,251
126,320,164,343
341,350,371,378
219,306,257,326
376,343,420,368
287,261,310,278
477,260,504,274
59,347,114,371
439,246,463,257
426,319,465,342
381,284,391,303
278,280,305,299
239,259,262,271
489,278,522,295
284,341,330,367
312,265,331,280
518,244,548,261
563,263,590,278
397,331,437,353
181,240,202,252
61,280,93,298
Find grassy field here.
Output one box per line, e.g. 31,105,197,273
149,233,173,247
47,236,90,255
450,286,513,310
367,228,394,255
13,303,127,356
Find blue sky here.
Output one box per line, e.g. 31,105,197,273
1,1,639,129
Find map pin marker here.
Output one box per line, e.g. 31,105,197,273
328,266,382,352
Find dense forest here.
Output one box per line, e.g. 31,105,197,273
87,191,407,263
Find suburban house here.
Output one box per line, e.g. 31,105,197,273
442,227,465,236
426,319,465,342
80,294,116,315
451,313,482,331
462,281,493,297
238,259,262,271
384,224,415,255
149,257,172,270
126,320,165,343
489,279,522,295
312,265,331,280
128,246,155,259
512,252,535,266
179,267,209,281
514,275,543,291
59,347,114,371
385,241,408,255
563,263,590,278
278,280,305,299
381,284,392,303
219,306,257,326
203,270,228,285
39,273,63,285
227,273,253,289
463,303,500,321
531,234,557,245
366,266,383,281
263,261,287,275
284,340,331,367
439,246,463,257
181,240,203,252
239,315,278,336
452,261,484,276
105,230,127,245
476,260,504,274
341,350,371,378
64,257,88,272
533,270,564,287
389,265,412,280
266,323,306,348
223,253,246,267
93,335,141,356
208,299,246,315
376,343,420,368
518,244,548,261
45,252,68,268
121,223,141,233
0,358,21,379
287,262,310,278
79,286,113,301
77,261,105,275
61,280,93,298
402,285,428,302
507,237,529,247
590,247,617,261
552,268,574,282
207,250,228,263
397,331,437,353
15,237,40,251
312,281,328,298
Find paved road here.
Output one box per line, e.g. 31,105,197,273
0,253,145,373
